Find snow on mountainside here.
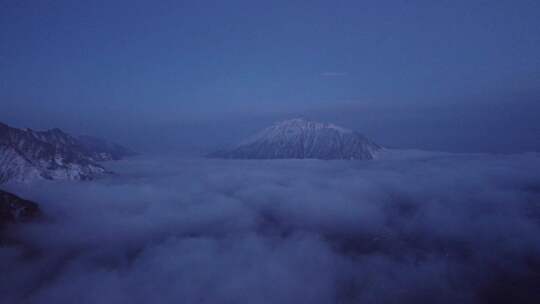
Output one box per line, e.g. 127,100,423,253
208,118,382,160
0,122,133,183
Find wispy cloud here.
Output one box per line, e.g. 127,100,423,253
320,72,348,77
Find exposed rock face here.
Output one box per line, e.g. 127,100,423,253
0,122,133,183
0,189,40,225
208,118,382,160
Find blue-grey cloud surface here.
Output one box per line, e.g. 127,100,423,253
2,151,540,303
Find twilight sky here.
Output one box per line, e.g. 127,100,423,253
1,0,539,153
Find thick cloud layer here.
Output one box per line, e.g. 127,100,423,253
2,151,540,303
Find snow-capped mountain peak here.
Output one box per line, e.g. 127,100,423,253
209,118,381,160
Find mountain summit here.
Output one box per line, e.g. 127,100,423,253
208,118,381,160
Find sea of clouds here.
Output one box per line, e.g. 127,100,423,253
1,150,540,304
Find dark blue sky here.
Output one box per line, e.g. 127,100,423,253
1,0,539,153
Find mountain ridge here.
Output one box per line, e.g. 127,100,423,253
0,122,133,183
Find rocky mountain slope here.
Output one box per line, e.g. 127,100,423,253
0,189,40,225
0,122,133,183
208,118,381,160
